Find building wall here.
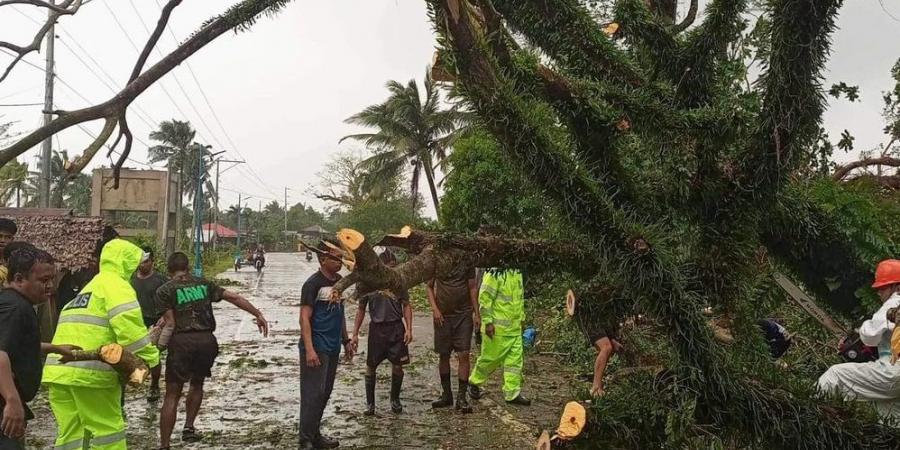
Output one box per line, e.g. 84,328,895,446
91,168,179,255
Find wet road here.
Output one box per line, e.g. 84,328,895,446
27,253,577,449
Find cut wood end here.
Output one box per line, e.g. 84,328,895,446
557,401,587,441
616,118,631,131
387,225,414,239
602,22,620,36
100,343,124,365
535,430,551,450
129,368,149,385
565,290,576,317
337,229,366,252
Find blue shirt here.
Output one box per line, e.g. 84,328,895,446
299,271,344,355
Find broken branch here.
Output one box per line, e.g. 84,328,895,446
67,343,150,385
0,0,84,84
0,0,295,174
832,156,900,181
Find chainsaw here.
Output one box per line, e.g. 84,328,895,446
773,273,878,363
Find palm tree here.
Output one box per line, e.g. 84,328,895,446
0,159,30,207
149,121,215,198
341,71,470,220
24,150,85,209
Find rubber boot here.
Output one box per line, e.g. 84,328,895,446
456,379,472,414
390,372,404,414
364,374,376,416
432,372,454,408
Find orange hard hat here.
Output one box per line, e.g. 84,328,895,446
872,259,900,289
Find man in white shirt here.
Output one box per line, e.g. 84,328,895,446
818,259,900,417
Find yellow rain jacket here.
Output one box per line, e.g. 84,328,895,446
43,238,160,387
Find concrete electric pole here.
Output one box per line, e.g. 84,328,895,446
40,3,56,208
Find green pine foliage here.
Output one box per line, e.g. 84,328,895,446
426,0,900,446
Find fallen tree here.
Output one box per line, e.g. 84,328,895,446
323,0,900,447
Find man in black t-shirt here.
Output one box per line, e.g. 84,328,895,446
350,249,412,416
0,247,78,449
156,252,268,449
427,264,479,413
130,246,168,401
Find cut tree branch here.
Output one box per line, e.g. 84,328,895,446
0,0,85,84
670,0,698,33
331,227,599,298
1,0,295,179
832,156,900,181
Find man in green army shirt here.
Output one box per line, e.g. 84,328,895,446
155,252,268,450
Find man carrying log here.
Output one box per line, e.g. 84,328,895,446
350,248,413,416
427,260,480,413
156,252,268,449
299,239,355,449
0,246,80,450
43,238,161,450
130,246,168,402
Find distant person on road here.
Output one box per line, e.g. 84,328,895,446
350,248,412,416
299,238,354,449
0,218,18,286
156,252,268,449
427,261,480,414
130,246,168,402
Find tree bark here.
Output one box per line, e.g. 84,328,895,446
330,227,598,298
422,156,442,221
68,343,150,385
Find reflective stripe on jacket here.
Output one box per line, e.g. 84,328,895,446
478,269,525,336
43,239,160,388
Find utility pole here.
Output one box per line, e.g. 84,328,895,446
284,187,290,232
236,193,252,261
192,145,221,277
213,158,244,250
39,2,56,208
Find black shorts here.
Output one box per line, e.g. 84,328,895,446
166,331,218,383
367,321,410,367
577,315,617,348
434,312,473,355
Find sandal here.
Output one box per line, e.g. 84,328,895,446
182,426,203,443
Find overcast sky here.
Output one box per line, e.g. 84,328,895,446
1,0,899,218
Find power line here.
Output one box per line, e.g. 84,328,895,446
101,0,193,130
8,5,159,132
0,102,43,107
125,0,227,151
150,0,281,199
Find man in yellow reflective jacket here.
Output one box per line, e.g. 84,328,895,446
468,268,531,405
43,238,160,450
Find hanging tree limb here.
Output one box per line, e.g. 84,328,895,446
832,156,900,181
0,0,295,179
670,0,699,33
0,0,87,84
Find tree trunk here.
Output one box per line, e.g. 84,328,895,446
330,227,599,298
422,157,442,222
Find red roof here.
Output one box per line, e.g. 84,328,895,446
201,223,238,238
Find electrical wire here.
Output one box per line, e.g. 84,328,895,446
150,0,282,199
125,0,227,152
